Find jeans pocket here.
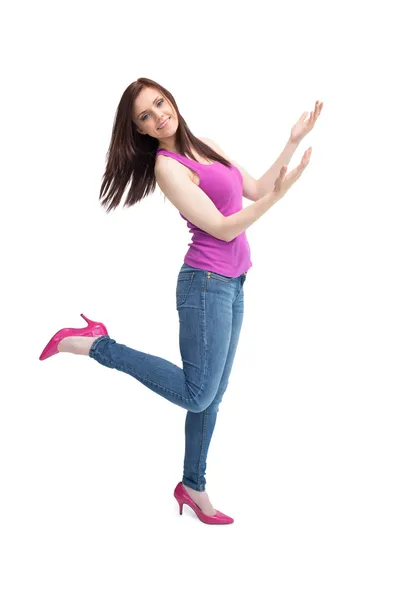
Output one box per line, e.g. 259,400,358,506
176,272,195,309
208,271,233,283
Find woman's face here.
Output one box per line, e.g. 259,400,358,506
133,87,178,141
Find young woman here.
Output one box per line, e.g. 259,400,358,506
39,77,322,525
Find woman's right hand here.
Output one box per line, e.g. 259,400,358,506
271,147,312,202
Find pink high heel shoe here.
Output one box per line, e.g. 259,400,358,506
39,313,108,361
173,482,234,525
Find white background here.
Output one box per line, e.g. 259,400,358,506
1,0,399,598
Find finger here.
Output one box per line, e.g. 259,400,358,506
277,165,287,177
275,166,287,188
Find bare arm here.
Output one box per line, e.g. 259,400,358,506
155,157,226,241
257,138,300,197
155,146,312,244
222,193,278,243
222,147,312,242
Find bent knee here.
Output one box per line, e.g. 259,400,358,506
190,393,220,414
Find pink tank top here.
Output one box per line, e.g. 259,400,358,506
156,148,252,277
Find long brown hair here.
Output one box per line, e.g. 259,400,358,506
99,77,234,213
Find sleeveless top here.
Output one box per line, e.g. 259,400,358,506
156,148,252,278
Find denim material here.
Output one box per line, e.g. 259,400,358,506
88,262,247,491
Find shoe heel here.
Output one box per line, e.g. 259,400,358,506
81,313,94,326
179,503,183,515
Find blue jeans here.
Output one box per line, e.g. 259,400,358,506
88,262,247,491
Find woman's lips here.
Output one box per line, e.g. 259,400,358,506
158,118,170,129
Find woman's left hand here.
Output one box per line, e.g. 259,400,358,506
290,100,323,143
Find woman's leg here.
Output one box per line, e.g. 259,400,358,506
87,265,234,414
182,280,245,492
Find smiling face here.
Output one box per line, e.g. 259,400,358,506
132,86,178,148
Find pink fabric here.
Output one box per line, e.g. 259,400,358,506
156,148,252,277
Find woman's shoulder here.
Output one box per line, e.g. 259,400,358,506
154,151,193,185
198,136,221,154
199,137,238,167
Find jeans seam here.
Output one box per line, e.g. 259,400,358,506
115,366,204,403
200,271,208,402
197,408,208,490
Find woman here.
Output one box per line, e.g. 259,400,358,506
39,77,322,525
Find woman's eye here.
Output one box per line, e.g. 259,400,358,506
142,99,164,121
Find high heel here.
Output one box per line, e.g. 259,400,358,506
173,482,234,525
39,313,108,361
